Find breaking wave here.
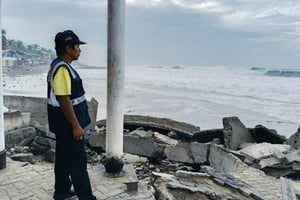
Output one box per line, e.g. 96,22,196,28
264,70,300,78
250,67,266,71
250,67,300,78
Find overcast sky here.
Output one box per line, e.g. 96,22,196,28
2,0,300,67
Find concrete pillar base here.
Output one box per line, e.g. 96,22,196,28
103,156,124,175
0,150,6,170
93,164,138,192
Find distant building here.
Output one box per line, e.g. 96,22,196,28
2,50,23,67
2,49,53,67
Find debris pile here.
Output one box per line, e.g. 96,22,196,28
3,95,300,199
89,115,300,199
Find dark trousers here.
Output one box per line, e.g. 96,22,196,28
54,132,94,200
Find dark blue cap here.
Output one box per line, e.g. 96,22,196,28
55,30,86,46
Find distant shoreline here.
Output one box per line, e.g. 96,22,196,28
2,62,107,78
3,65,49,77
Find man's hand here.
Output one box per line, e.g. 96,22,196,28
72,125,84,140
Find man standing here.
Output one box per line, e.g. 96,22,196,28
47,30,96,200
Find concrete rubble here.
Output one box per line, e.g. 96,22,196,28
223,116,254,150
288,127,300,149
3,95,300,199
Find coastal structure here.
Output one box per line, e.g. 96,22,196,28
105,0,126,174
0,0,6,170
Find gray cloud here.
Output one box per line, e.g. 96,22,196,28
2,0,300,67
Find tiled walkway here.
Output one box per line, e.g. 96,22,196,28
0,158,155,200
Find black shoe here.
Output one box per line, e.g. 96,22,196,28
53,190,77,200
78,194,97,200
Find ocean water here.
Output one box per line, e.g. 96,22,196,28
3,65,300,137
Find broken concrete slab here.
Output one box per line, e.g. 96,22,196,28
258,157,281,169
238,143,294,162
165,142,209,164
5,126,36,149
96,115,200,140
87,97,98,131
124,134,164,158
122,153,148,164
263,163,299,178
205,169,252,194
253,148,300,177
31,136,51,155
223,117,254,150
4,95,99,131
88,132,163,158
209,143,248,173
285,149,300,163
153,170,252,200
31,121,56,140
153,132,178,145
129,129,153,138
88,131,105,149
13,146,30,154
250,125,287,144
205,165,291,200
287,127,300,149
292,162,300,171
281,177,297,200
10,153,34,162
128,129,178,146
45,148,55,163
236,142,300,178
193,128,224,144
4,95,48,126
4,110,30,132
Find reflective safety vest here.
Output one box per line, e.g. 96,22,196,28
47,57,91,134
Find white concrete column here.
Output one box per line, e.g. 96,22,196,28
106,0,125,158
0,0,4,152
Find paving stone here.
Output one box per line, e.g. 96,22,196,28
165,142,209,164
13,193,36,200
1,195,10,200
0,157,155,200
230,168,283,200
33,190,53,199
13,181,26,190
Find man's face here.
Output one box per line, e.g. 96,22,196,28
68,44,81,60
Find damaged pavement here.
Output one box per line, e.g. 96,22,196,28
89,115,299,200
3,95,300,199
